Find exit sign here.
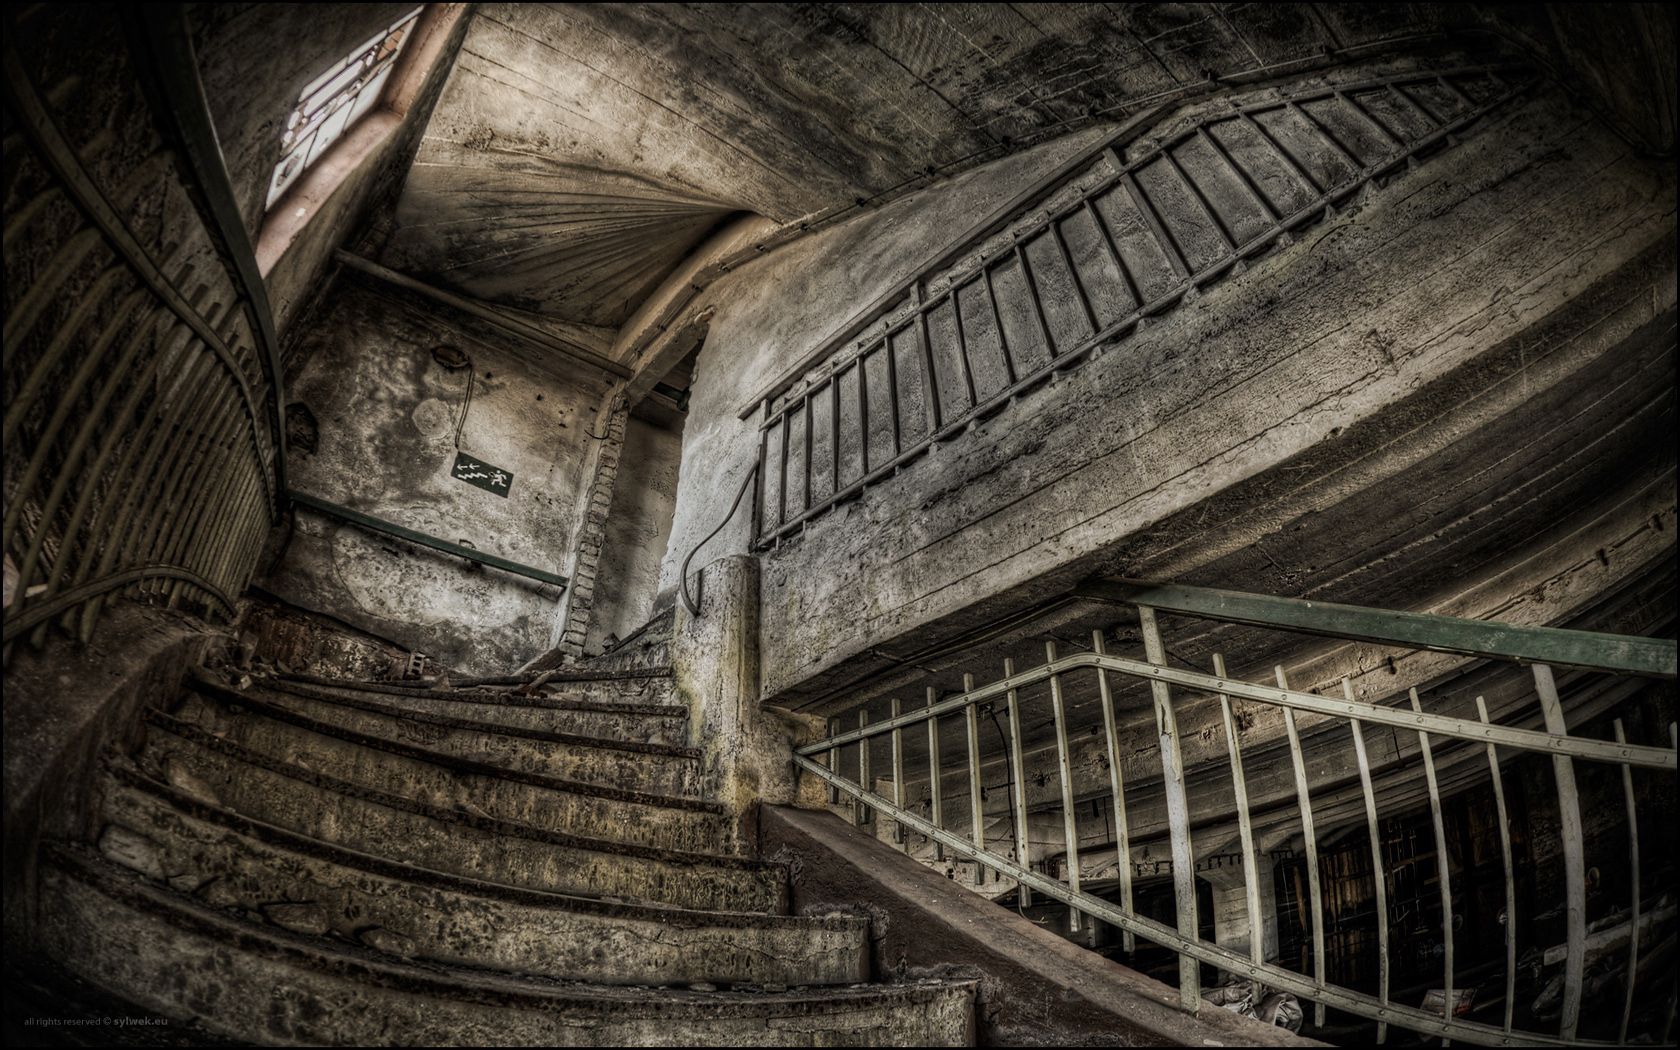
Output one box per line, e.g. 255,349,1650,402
451,452,513,497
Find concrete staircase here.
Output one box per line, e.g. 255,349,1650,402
32,661,975,1045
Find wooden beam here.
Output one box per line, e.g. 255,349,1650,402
333,250,632,379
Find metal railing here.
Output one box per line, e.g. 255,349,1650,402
3,8,285,649
289,492,568,590
794,580,1677,1047
745,64,1533,549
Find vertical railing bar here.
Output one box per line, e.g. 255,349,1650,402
926,686,945,862
1613,718,1639,1046
1475,696,1517,1037
1277,665,1327,1028
857,350,870,477
1666,725,1677,1047
753,400,768,543
856,708,872,827
1533,663,1585,1042
1409,687,1454,1041
1119,170,1192,281
981,261,1018,386
1239,109,1325,196
828,375,840,498
1214,653,1264,969
1046,640,1082,932
1345,677,1390,1044
1013,238,1058,360
1198,123,1279,221
884,332,902,456
1160,145,1239,253
891,696,906,848
949,282,979,408
1005,656,1032,907
916,282,944,432
1083,198,1143,314
1048,218,1100,340
1140,606,1199,1010
776,410,790,527
964,672,986,873
802,391,814,512
827,716,841,806
1094,630,1136,952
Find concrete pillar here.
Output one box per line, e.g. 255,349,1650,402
1202,858,1278,980
669,554,825,838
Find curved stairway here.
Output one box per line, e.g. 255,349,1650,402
30,662,976,1045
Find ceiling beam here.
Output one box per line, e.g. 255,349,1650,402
333,249,632,379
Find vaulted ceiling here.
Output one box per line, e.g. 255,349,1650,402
378,3,1544,330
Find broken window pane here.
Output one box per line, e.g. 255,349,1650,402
265,7,422,210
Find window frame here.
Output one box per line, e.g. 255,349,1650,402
264,6,424,212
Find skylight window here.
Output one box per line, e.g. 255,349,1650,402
265,7,423,210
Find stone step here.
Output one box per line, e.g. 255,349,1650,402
39,848,976,1047
165,681,737,855
134,713,788,913
295,668,681,707
232,677,704,799
95,763,869,987
266,675,691,746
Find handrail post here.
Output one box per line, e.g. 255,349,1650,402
1534,664,1586,1042
1139,606,1199,1011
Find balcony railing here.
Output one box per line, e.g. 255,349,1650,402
794,579,1677,1047
742,64,1535,550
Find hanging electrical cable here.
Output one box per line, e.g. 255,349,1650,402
430,344,474,449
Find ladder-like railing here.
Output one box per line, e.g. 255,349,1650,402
744,64,1533,549
794,580,1677,1047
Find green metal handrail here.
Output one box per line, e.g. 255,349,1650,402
1077,578,1677,679
801,579,1677,1045
289,491,568,590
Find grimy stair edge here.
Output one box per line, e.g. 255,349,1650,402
97,763,870,987
137,713,788,913
39,846,978,1047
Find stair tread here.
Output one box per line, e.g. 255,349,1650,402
104,758,843,932
240,675,702,759
273,673,686,716
140,713,775,874
42,846,975,1044
181,678,724,816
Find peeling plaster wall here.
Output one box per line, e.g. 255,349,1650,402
261,280,608,674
